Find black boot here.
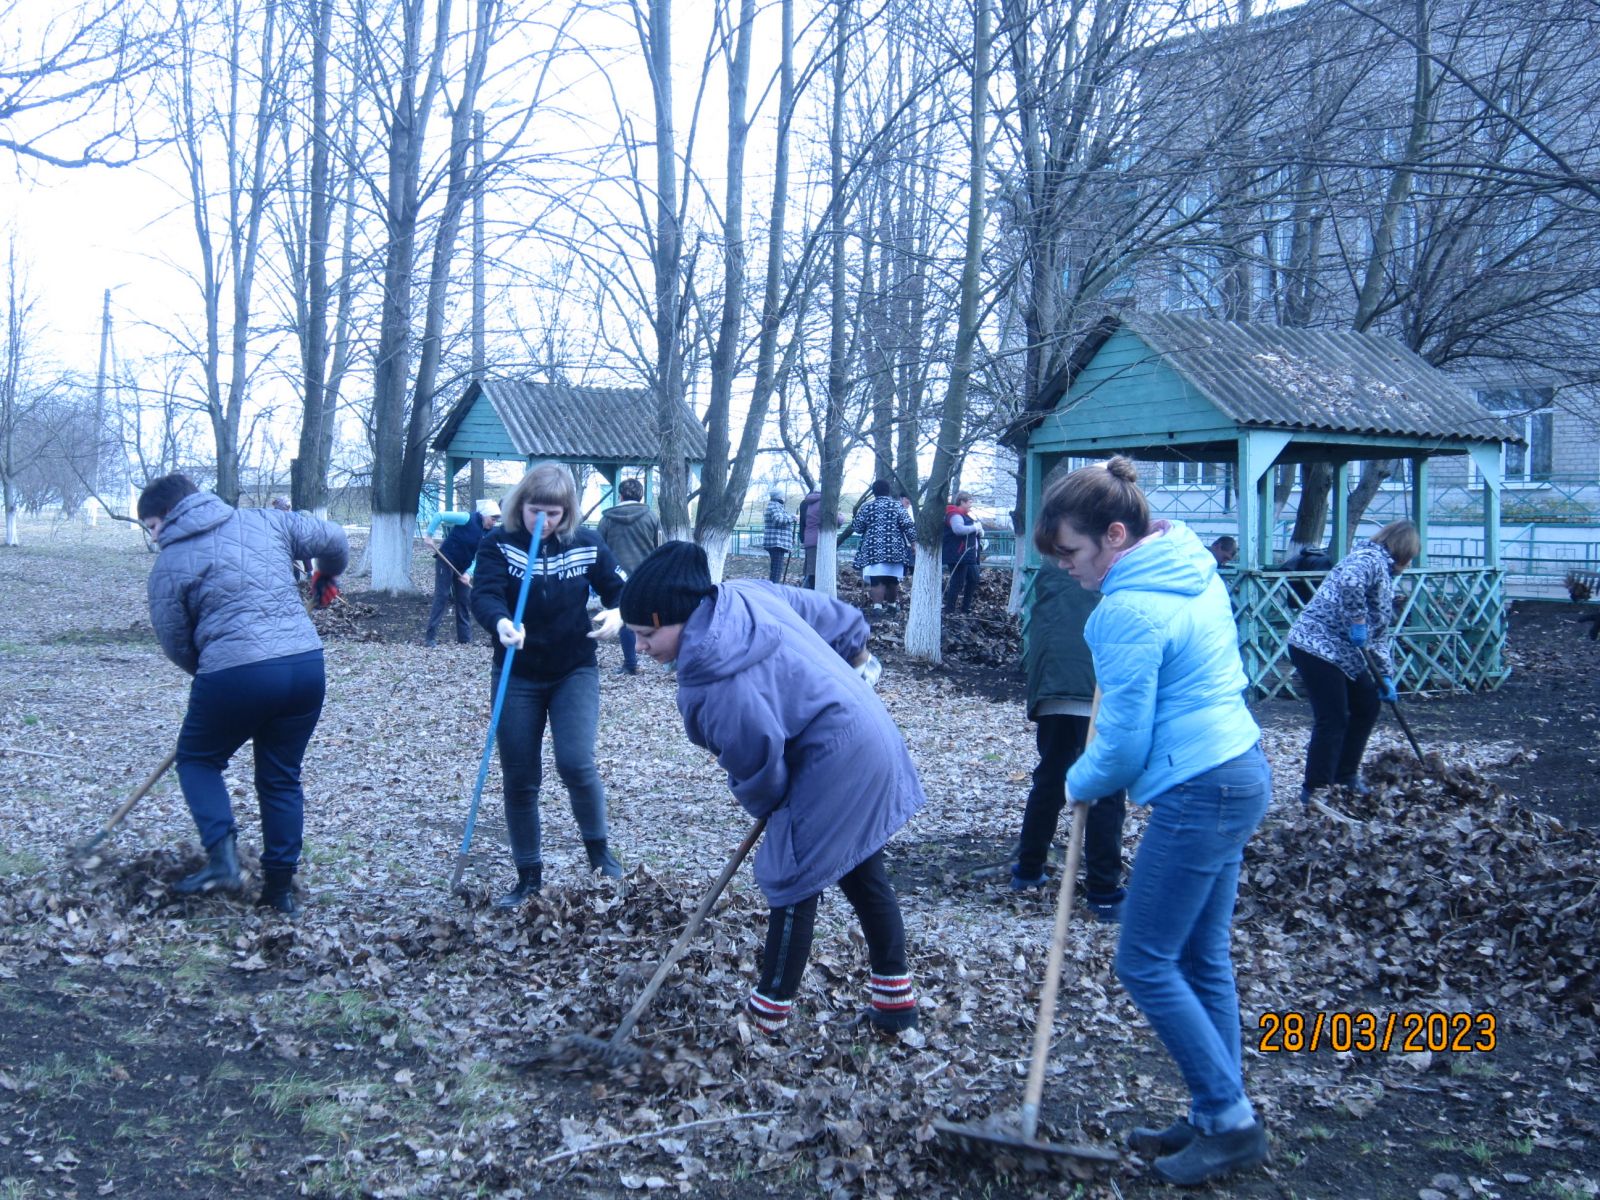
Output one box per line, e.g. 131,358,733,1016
257,867,298,915
1152,1121,1269,1186
494,864,541,909
584,839,623,879
1128,1118,1198,1157
173,831,241,895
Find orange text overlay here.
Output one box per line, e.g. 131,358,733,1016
1256,1011,1497,1054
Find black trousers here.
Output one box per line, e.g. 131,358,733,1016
943,557,979,612
757,848,906,1001
1015,714,1127,896
426,558,472,643
766,547,788,583
1290,644,1381,788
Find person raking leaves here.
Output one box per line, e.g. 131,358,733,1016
470,462,629,907
619,540,923,1038
139,472,347,915
1034,457,1272,1186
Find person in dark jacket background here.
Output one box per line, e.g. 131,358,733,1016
942,492,984,614
598,477,661,674
471,462,628,907
140,473,347,914
851,481,916,614
620,541,923,1038
1010,560,1127,920
423,499,499,646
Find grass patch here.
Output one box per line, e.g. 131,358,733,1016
0,847,46,877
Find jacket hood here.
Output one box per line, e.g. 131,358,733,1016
604,502,653,527
158,492,233,546
675,585,780,685
1101,520,1216,599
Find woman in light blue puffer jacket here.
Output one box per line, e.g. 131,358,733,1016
1033,456,1270,1187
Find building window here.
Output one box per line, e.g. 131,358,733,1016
1477,387,1554,484
1160,460,1221,488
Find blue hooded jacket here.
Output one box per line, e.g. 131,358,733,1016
1065,521,1260,807
674,581,926,906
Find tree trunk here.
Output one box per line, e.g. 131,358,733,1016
906,0,990,663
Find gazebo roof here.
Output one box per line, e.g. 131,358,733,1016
432,379,708,463
1039,314,1517,448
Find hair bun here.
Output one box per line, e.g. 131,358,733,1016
1104,455,1139,484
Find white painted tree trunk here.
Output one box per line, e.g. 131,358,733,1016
815,531,838,597
903,545,944,663
1006,560,1025,616
369,512,416,593
665,522,694,544
702,527,731,583
5,509,17,546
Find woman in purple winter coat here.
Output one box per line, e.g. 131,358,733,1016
620,541,925,1037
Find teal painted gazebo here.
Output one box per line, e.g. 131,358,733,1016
1024,314,1517,696
431,379,707,514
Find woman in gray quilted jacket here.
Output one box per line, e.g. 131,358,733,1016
139,473,348,914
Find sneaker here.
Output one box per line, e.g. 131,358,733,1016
1152,1121,1268,1186
870,603,885,615
1335,774,1372,797
1009,864,1048,892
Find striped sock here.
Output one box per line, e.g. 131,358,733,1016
747,989,792,1035
869,973,916,1030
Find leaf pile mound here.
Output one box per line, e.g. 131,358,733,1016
1242,747,1598,1031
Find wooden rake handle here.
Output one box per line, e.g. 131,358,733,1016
609,817,766,1048
70,748,178,860
1019,687,1099,1141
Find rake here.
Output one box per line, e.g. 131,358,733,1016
449,511,544,895
69,748,179,862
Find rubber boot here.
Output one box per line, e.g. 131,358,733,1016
1128,1118,1198,1157
257,867,298,916
494,864,541,909
172,831,241,895
584,839,623,879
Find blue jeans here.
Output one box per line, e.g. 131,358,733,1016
176,650,325,869
618,625,638,672
495,666,607,867
1115,745,1271,1134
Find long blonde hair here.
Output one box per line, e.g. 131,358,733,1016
503,462,580,537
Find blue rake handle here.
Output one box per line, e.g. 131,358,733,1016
450,512,544,893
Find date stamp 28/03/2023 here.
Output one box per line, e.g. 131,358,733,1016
1256,1010,1497,1054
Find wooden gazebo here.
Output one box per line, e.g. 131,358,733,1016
1024,314,1518,696
430,379,707,514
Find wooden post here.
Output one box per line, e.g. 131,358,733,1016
1411,455,1429,566
1332,461,1350,561
1470,444,1501,568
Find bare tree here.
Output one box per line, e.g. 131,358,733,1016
0,0,164,170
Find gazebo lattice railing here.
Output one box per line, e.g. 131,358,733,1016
1232,566,1509,698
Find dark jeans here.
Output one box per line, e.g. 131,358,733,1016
1116,745,1271,1134
495,666,607,868
943,557,980,612
866,574,901,603
802,545,817,589
618,624,638,672
1289,645,1381,788
176,650,325,869
766,547,788,583
1016,714,1127,896
427,558,472,643
756,848,907,1001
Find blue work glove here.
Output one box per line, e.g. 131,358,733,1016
1349,622,1369,647
1378,676,1398,703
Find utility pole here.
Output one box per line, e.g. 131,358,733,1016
91,288,111,525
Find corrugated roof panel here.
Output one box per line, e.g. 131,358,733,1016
1122,313,1516,444
435,380,707,462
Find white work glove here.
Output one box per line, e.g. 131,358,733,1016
856,653,882,689
588,608,623,641
496,618,526,650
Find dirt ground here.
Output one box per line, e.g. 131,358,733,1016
1,521,1597,1200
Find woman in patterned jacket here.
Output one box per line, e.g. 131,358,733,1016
850,481,916,614
1285,520,1420,804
